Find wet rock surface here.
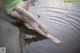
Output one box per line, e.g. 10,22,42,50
0,17,21,53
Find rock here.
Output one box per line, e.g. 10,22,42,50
0,17,21,53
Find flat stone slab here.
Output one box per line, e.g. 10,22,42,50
0,17,21,53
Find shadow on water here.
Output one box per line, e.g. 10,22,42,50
13,22,47,44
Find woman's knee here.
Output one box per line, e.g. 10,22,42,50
16,1,28,10
15,5,22,12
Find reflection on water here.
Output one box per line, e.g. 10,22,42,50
15,22,47,44
15,0,80,53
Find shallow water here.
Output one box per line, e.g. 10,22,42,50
20,0,80,53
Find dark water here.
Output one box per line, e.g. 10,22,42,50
18,0,80,53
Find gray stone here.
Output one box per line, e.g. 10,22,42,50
0,17,21,53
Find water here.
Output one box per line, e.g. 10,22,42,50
19,0,80,53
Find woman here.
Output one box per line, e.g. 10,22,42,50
2,0,61,44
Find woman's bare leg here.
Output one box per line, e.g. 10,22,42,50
15,5,48,34
10,11,47,35
10,11,24,21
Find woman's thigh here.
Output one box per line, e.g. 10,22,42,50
10,11,24,21
10,10,33,23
